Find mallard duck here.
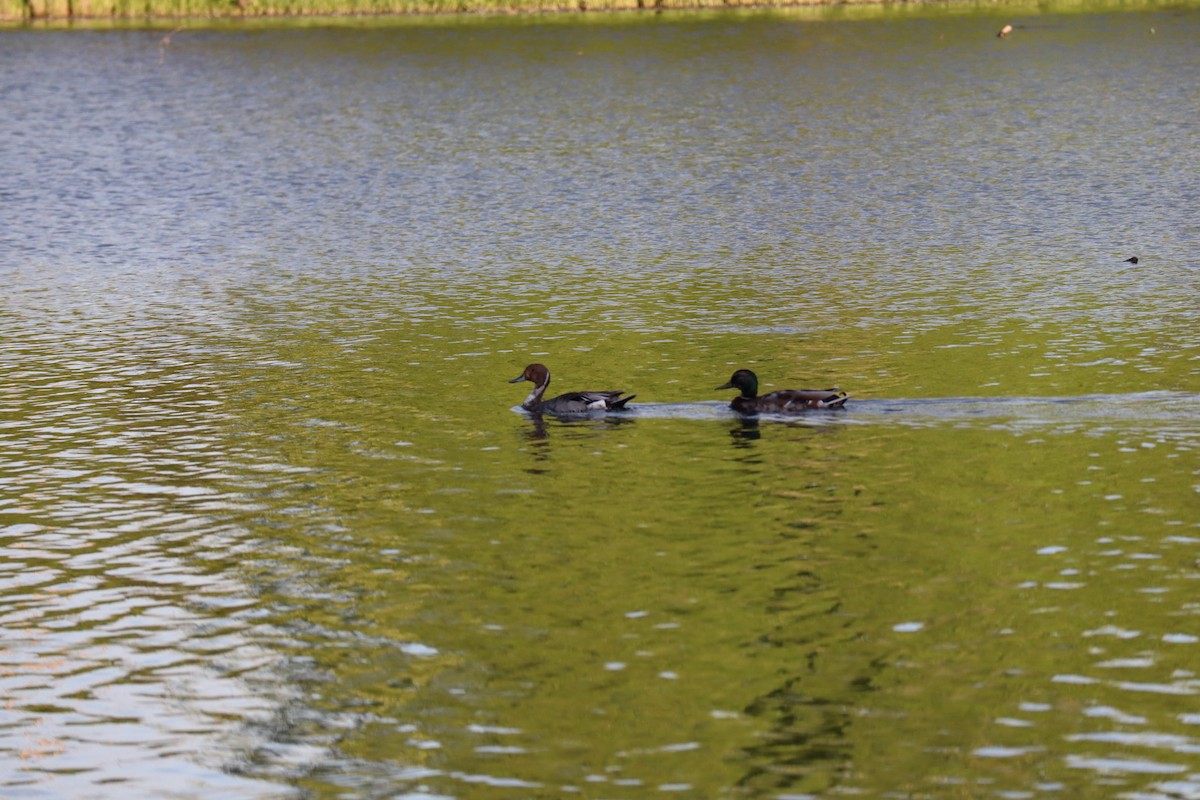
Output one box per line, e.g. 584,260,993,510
715,369,848,415
509,363,635,414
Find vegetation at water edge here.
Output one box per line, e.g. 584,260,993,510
1,0,881,21
3,0,1189,23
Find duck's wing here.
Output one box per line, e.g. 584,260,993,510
546,391,635,412
764,389,849,411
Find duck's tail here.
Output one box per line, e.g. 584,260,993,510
825,393,849,409
610,394,636,410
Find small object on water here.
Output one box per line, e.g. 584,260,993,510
1124,256,1139,264
715,368,848,415
509,363,635,415
998,23,1014,38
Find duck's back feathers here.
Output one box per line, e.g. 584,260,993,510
539,391,636,414
751,389,848,412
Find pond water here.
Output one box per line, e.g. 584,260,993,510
2,7,1199,798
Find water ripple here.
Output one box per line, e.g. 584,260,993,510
2,13,1198,799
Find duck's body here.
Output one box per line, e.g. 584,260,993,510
716,369,848,415
509,363,635,415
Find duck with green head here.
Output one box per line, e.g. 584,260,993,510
716,368,848,415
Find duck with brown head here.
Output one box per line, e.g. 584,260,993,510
509,363,635,415
716,368,848,415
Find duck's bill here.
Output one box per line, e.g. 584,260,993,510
509,374,528,384
714,381,734,390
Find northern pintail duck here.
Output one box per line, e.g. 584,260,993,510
716,369,848,414
509,363,635,414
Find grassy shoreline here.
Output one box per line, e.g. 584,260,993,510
1,0,1190,25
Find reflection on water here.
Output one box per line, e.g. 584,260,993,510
0,333,302,795
2,6,1199,799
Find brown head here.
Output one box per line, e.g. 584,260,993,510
509,363,551,388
